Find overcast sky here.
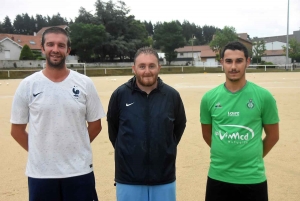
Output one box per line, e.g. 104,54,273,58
1,0,300,38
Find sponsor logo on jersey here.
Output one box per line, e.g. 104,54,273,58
247,99,254,109
228,111,239,116
33,92,43,97
215,125,254,144
215,102,222,108
72,86,80,98
126,102,134,107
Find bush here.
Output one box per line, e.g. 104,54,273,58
36,56,45,60
32,50,41,60
263,61,274,65
19,44,34,60
252,57,261,64
256,61,276,69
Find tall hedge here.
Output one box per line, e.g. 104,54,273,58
19,44,34,60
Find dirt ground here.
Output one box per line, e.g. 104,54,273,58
0,72,299,201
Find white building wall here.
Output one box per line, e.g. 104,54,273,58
66,55,78,63
0,60,44,68
205,58,218,66
0,40,22,60
177,52,200,59
265,41,286,50
261,56,291,65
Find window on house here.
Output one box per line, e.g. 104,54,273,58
5,50,10,59
180,53,183,56
29,41,36,44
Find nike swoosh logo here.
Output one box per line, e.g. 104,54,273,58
33,92,43,97
126,102,134,107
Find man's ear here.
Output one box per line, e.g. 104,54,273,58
132,66,135,74
246,57,251,67
158,64,161,72
41,45,45,54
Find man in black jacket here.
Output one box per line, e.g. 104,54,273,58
107,47,186,201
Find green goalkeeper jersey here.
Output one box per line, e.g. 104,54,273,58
200,81,279,184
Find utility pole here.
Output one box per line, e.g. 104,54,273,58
286,0,291,71
191,35,196,66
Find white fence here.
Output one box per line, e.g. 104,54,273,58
1,64,297,79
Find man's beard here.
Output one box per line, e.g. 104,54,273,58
46,54,66,69
136,74,158,87
227,65,247,82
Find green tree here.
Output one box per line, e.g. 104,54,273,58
94,0,148,61
209,26,238,60
123,17,149,59
95,0,129,37
153,21,185,65
0,21,4,32
3,16,14,33
95,0,129,60
202,25,219,44
143,21,154,36
13,13,37,35
69,23,107,62
283,38,300,62
32,50,42,60
13,14,25,34
75,7,97,24
35,14,48,30
23,13,32,34
30,16,37,34
181,20,203,45
48,13,68,26
252,40,266,64
19,44,34,60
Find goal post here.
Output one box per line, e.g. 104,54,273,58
42,63,86,75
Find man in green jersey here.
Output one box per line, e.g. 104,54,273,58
200,41,279,201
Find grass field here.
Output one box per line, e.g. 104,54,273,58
0,72,300,200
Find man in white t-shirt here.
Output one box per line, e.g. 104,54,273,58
10,27,105,201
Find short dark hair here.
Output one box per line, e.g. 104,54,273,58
41,27,71,49
134,47,159,64
221,41,248,59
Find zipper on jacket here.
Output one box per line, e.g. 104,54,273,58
146,92,150,184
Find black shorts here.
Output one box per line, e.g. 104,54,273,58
205,177,268,201
28,171,98,201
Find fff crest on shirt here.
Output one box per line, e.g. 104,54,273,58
72,86,80,98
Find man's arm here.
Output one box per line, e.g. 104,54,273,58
263,123,279,157
11,124,28,151
173,119,186,145
173,94,186,144
87,119,102,143
201,124,212,147
107,91,119,148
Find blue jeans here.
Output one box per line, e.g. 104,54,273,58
116,181,176,201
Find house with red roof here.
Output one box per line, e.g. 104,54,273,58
174,33,252,66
